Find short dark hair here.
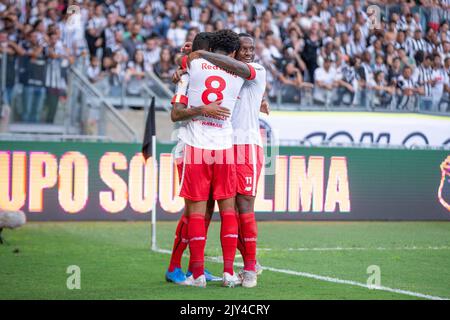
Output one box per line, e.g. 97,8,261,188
239,33,252,39
210,29,240,54
414,50,424,64
192,32,213,51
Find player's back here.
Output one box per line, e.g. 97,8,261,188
180,57,245,150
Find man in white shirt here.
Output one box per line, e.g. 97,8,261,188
313,57,338,105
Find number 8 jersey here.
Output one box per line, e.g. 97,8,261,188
178,58,246,150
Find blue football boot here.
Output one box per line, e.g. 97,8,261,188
165,267,187,284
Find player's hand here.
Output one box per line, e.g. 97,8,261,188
201,100,231,118
260,100,270,115
181,42,192,54
171,68,187,84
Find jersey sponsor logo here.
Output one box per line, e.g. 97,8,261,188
201,63,238,78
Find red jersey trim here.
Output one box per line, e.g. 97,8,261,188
246,64,256,80
181,56,188,70
171,94,188,106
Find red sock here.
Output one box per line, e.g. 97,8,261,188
168,215,189,272
220,210,238,274
187,216,212,274
188,213,206,279
239,212,257,272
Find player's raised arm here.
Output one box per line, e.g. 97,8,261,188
194,50,255,80
171,101,231,122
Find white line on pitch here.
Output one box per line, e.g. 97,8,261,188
256,246,450,251
153,248,448,300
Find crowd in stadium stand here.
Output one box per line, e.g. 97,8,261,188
1,0,450,124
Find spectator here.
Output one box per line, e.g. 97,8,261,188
1,0,449,115
301,22,322,82
143,34,161,67
407,29,428,57
0,30,24,106
370,71,395,109
166,17,187,49
335,57,358,106
388,57,403,87
313,57,337,106
397,65,419,110
278,61,312,103
103,12,124,57
44,31,69,123
87,55,102,83
431,53,449,109
123,23,144,59
153,47,176,90
414,51,434,110
85,3,107,57
21,31,47,123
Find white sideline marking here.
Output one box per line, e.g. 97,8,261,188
257,246,450,252
153,248,448,300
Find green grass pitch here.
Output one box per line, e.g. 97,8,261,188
1,221,450,300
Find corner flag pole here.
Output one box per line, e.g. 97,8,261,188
142,96,157,251
151,130,157,251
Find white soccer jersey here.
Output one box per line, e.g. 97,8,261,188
232,62,267,147
171,72,190,134
178,58,245,150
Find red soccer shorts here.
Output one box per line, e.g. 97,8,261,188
234,144,264,196
179,145,236,201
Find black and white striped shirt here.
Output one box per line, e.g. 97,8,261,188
349,39,366,57
397,75,417,91
406,38,427,57
341,65,356,85
416,65,433,96
395,41,408,53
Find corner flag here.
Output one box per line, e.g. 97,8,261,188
142,96,156,160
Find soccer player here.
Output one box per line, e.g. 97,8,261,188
193,33,267,288
175,30,252,287
165,32,226,284
167,33,267,286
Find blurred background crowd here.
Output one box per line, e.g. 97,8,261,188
1,0,450,125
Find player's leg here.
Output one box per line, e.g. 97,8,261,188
184,200,208,287
236,194,258,288
177,145,212,287
234,144,264,287
213,147,241,287
185,195,221,282
166,157,190,283
217,196,241,287
236,194,258,272
166,212,189,283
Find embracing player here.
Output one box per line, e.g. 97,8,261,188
166,32,268,287
165,32,225,284
174,30,253,287
194,33,267,288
